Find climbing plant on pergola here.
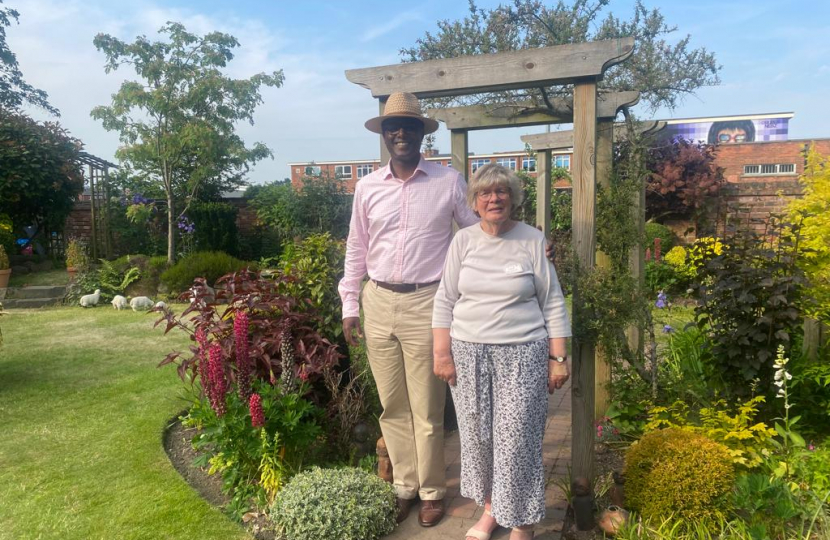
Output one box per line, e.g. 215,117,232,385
346,37,634,484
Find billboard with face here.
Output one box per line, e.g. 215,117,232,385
663,116,790,144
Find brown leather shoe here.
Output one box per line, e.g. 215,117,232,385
396,497,415,523
418,499,444,527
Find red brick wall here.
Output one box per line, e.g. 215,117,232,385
64,201,94,243
714,139,830,234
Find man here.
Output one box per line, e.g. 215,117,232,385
339,92,479,527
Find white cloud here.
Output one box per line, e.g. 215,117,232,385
358,10,422,43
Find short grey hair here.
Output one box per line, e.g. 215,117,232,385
466,163,525,212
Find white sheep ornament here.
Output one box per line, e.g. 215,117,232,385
154,301,168,310
111,295,129,310
129,296,155,312
79,289,101,308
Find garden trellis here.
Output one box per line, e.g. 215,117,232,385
346,37,635,484
77,152,117,260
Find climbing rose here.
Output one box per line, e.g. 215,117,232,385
234,311,251,401
249,393,265,428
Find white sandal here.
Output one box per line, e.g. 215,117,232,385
465,509,498,540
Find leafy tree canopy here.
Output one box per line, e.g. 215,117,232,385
91,21,284,262
0,1,58,115
401,0,720,113
0,110,83,236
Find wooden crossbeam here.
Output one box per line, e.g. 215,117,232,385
520,119,666,150
427,91,639,131
346,38,634,99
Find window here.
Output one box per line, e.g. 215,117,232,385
357,164,374,178
743,163,796,175
447,160,452,168
335,165,352,179
496,157,517,170
522,157,536,172
471,158,491,172
554,155,571,170
304,166,321,176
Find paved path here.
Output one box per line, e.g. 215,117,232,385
384,382,572,540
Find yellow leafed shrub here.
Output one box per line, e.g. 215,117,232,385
624,428,735,522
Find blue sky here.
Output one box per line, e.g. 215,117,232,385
8,0,830,184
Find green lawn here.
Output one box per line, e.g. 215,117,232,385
0,307,250,540
8,268,69,287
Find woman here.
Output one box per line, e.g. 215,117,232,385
432,163,571,540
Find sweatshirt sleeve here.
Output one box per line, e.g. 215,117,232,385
432,232,464,329
533,236,572,338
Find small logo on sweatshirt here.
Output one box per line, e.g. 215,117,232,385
504,263,523,274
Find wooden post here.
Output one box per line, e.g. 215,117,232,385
450,129,469,180
536,149,552,235
594,119,613,420
627,166,646,356
571,80,598,484
89,164,98,260
378,98,390,167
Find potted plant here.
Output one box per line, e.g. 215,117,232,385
0,245,10,288
65,239,89,281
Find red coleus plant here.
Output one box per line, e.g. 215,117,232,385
157,270,342,403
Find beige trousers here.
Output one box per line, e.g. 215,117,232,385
362,281,446,500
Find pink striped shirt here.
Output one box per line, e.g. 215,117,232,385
339,158,479,318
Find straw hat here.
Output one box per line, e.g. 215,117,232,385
365,92,439,135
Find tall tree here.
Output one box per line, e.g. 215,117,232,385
401,0,720,113
91,22,284,263
0,1,58,114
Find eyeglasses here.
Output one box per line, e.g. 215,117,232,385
476,188,510,200
382,119,423,133
717,132,746,143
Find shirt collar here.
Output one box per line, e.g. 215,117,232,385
382,156,429,182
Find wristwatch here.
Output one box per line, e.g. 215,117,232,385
549,355,567,363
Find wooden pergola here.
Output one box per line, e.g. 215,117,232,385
77,152,118,260
346,37,635,485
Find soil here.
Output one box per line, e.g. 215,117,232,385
162,416,276,540
562,442,627,540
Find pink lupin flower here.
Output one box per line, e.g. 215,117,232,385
645,247,652,262
654,237,662,263
208,342,227,416
249,393,265,428
234,311,251,401
196,327,209,395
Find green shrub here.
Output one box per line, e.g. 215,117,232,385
624,428,735,522
0,245,9,270
276,233,345,342
644,260,679,293
0,213,14,258
65,238,89,270
159,250,249,293
187,201,239,256
270,467,396,540
645,222,676,253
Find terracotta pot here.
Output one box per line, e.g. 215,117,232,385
376,436,393,483
598,506,629,536
67,267,77,282
0,268,10,288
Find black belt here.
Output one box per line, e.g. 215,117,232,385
374,280,440,293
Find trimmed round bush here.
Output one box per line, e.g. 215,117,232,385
270,467,396,540
645,222,677,252
159,250,249,293
624,428,735,522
